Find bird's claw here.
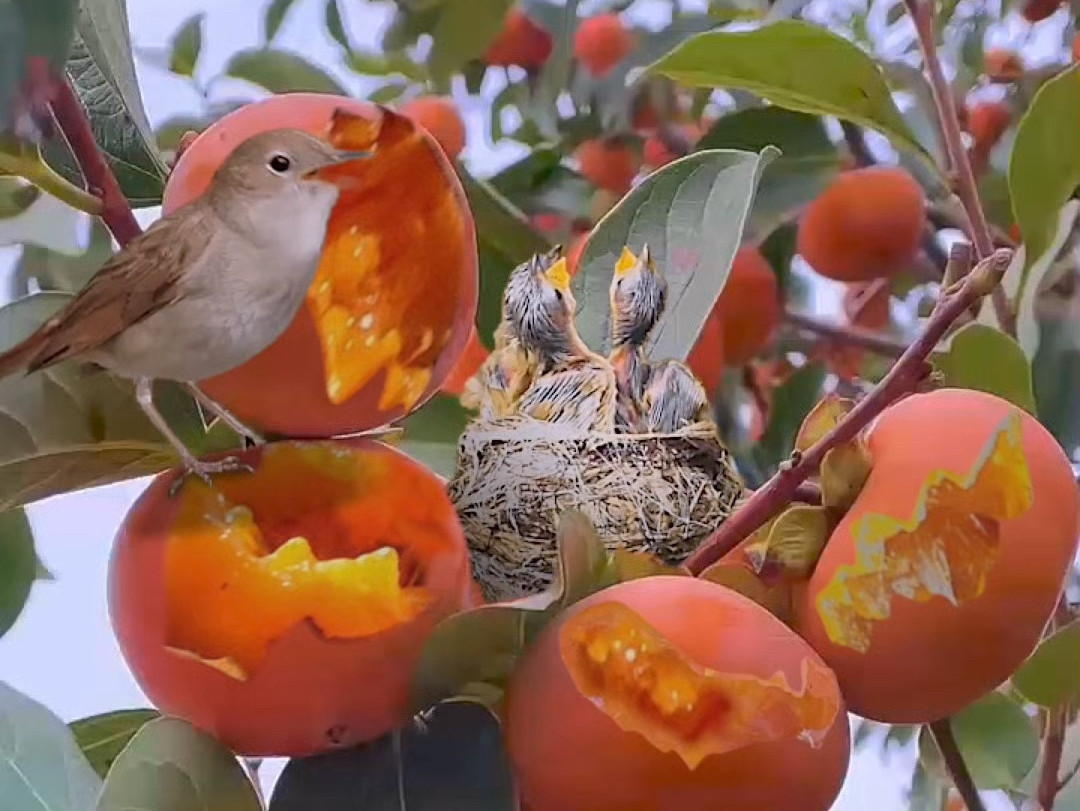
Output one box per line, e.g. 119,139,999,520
168,456,256,498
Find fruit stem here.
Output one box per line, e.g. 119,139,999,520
902,0,1016,337
47,75,143,246
684,245,1012,574
928,718,987,811
783,309,906,358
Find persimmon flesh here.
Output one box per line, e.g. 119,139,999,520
110,440,474,757
506,577,849,811
162,93,478,437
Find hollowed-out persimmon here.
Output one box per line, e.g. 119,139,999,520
162,93,478,438
796,388,1080,723
505,577,850,811
109,440,474,757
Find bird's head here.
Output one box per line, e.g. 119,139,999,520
504,246,584,359
609,244,667,348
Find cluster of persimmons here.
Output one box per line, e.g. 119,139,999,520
98,8,1080,809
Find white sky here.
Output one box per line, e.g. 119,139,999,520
1,0,1055,807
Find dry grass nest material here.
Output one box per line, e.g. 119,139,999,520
448,415,745,602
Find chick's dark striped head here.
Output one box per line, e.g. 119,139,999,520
609,244,667,349
504,248,578,357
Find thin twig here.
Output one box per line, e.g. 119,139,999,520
685,246,1011,573
784,310,906,358
840,120,875,167
929,718,987,811
47,76,142,246
1059,754,1080,794
903,0,1015,336
1039,707,1067,810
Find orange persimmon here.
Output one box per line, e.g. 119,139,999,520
505,577,850,811
162,93,478,438
575,138,639,195
109,440,474,757
574,13,634,78
796,389,1080,723
484,6,553,69
399,95,467,161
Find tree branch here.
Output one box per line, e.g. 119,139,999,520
685,246,1012,574
784,310,906,358
47,76,142,247
929,718,987,811
1039,706,1068,810
902,0,1015,336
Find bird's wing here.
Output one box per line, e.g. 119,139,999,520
519,361,616,430
17,210,210,373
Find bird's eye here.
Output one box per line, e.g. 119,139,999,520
554,289,564,301
268,154,292,174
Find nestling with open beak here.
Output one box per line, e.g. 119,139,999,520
0,127,372,490
608,244,667,432
507,251,618,432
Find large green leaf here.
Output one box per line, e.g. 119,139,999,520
396,393,469,479
263,0,300,42
43,1,169,207
225,48,346,95
1011,620,1080,708
427,0,514,84
648,21,931,164
268,702,516,811
1009,64,1080,297
1032,302,1080,456
697,107,840,242
0,0,79,132
573,147,777,360
97,717,261,811
931,323,1036,414
0,3,27,135
0,293,237,511
69,709,160,780
167,13,204,78
459,169,552,347
0,681,102,811
0,508,35,639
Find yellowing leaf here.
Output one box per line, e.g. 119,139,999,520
816,410,1033,653
794,394,855,453
819,440,872,511
745,504,831,580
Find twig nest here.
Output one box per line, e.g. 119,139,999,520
448,416,745,602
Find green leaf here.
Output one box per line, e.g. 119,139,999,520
0,178,40,220
225,48,346,95
97,716,261,811
931,323,1037,414
268,702,516,811
167,13,203,77
263,0,299,42
44,2,170,207
344,49,427,82
1009,64,1080,298
0,680,102,811
324,0,348,51
69,709,159,779
0,3,28,136
458,169,551,347
1032,305,1080,455
573,147,777,361
0,293,234,511
427,0,514,83
753,362,828,471
12,219,113,297
396,393,469,478
649,21,932,164
0,508,35,639
697,107,840,242
920,693,1039,791
1012,620,1080,708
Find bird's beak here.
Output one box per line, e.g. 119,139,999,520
614,246,639,279
303,150,374,181
543,257,572,294
639,243,652,268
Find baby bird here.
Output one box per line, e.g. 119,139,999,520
607,244,667,432
507,252,617,432
641,359,714,433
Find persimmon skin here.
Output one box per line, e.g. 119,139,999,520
575,138,639,195
441,326,488,395
162,93,478,438
719,247,780,367
484,6,553,68
796,389,1080,723
797,166,925,282
642,125,701,169
687,308,725,396
574,14,634,78
983,48,1024,82
1021,0,1061,22
399,96,467,161
108,440,474,757
505,577,850,811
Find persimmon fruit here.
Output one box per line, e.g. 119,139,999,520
162,93,478,438
966,102,1011,152
797,166,925,282
642,125,701,169
442,325,489,395
574,13,634,78
575,138,639,195
983,48,1024,81
796,388,1080,723
716,247,780,367
484,6,553,69
505,577,850,811
687,308,725,396
399,96,467,161
1021,0,1061,22
109,440,474,757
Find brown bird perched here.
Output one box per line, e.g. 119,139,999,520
507,251,617,432
0,128,371,489
607,244,666,432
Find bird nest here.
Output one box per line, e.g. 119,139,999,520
448,416,745,602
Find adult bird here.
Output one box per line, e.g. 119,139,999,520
0,128,371,488
607,244,666,432
506,251,617,432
